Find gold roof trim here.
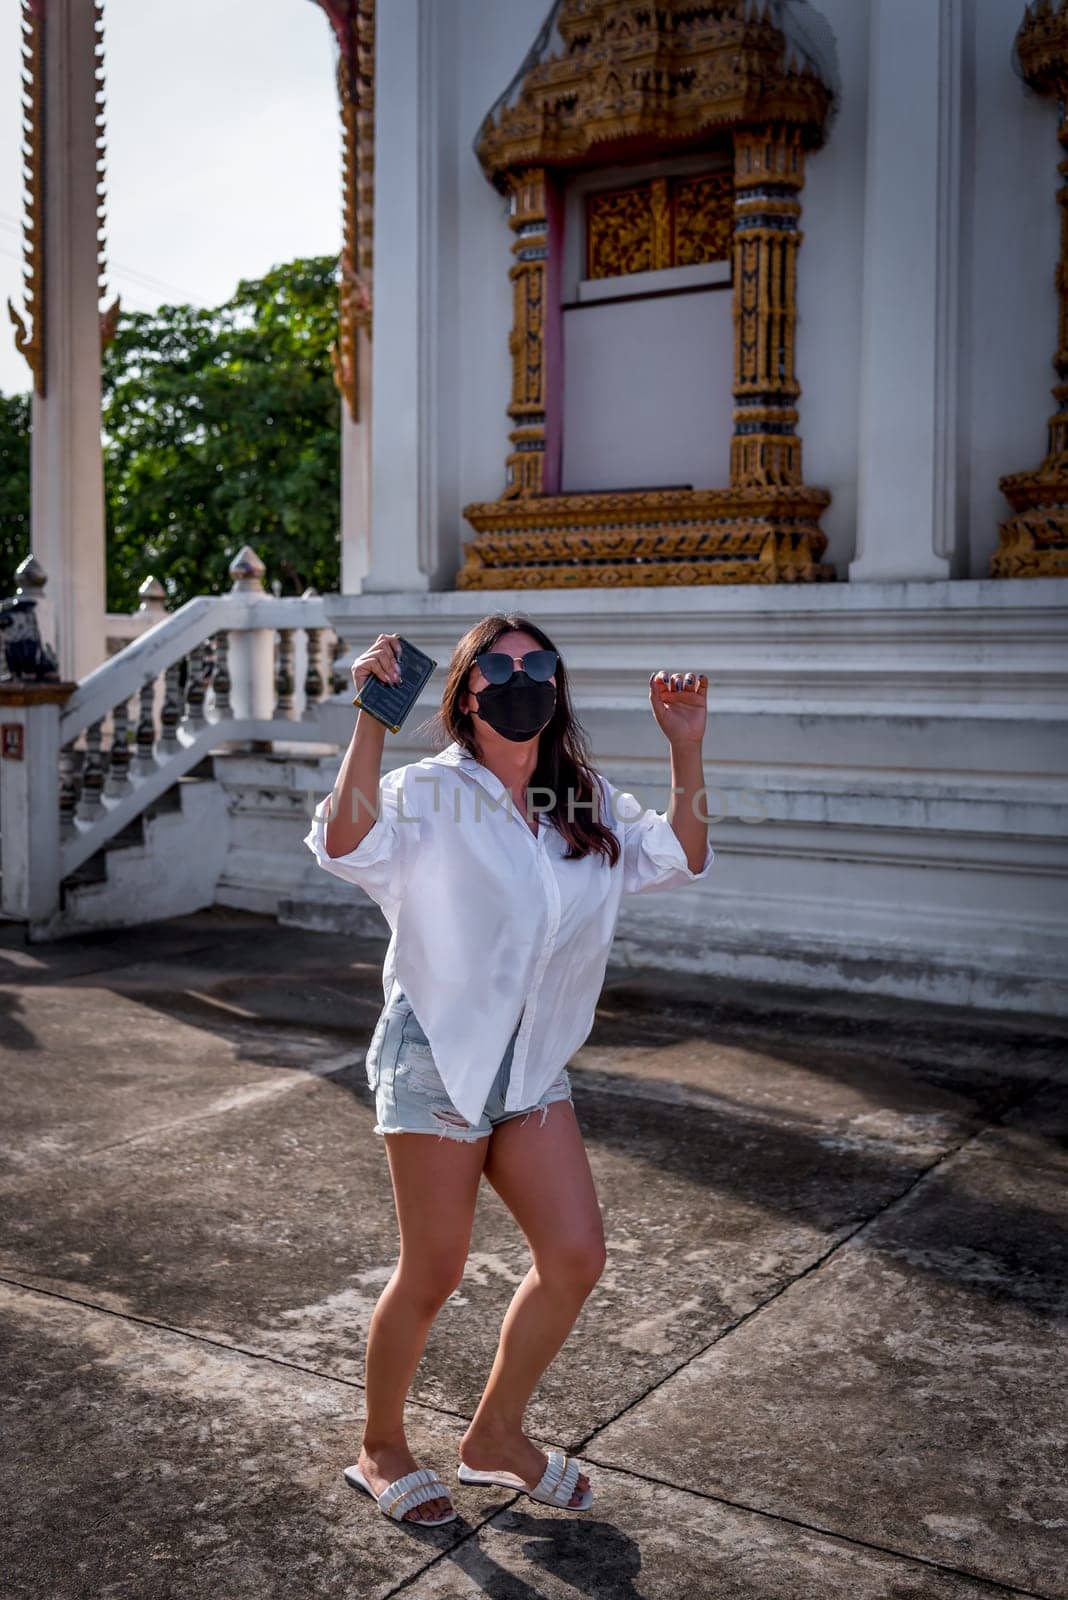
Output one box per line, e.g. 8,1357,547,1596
476,0,834,189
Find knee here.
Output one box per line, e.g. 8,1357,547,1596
396,1256,466,1314
537,1234,606,1293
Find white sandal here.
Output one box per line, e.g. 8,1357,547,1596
456,1446,593,1511
344,1462,458,1525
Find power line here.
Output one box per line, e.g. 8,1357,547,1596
0,209,208,304
0,243,172,316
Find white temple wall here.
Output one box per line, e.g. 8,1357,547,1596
454,0,535,545
326,0,1068,1022
792,0,870,575
966,0,1058,579
379,0,1059,587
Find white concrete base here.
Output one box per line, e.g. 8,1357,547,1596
256,578,1067,1020
25,578,1066,1017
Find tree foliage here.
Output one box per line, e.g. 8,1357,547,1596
0,391,31,598
102,255,341,611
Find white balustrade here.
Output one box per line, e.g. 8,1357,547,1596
0,544,346,925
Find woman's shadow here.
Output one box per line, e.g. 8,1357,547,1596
404,1500,646,1599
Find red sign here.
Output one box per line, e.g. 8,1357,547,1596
1,723,24,760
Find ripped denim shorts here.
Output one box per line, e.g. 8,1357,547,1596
364,982,573,1143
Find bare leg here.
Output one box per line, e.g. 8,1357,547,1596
358,1129,489,1521
459,1100,606,1506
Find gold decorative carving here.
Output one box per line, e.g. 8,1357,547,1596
673,172,734,267
587,183,656,279
457,487,833,587
7,1,118,381
650,177,672,270
475,0,832,189
586,170,732,279
8,1,45,394
315,1,375,423
99,295,121,349
731,125,804,488
504,168,550,498
459,0,837,589
93,1,121,354
991,0,1068,577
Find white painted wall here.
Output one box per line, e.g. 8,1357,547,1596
560,289,734,492
793,0,870,575
966,0,1058,579
455,0,537,529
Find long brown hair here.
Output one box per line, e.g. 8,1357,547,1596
416,612,621,867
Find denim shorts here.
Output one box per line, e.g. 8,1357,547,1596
365,982,573,1143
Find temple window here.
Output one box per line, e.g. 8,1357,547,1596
458,0,840,589
560,155,735,493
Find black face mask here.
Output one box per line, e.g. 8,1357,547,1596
471,671,557,743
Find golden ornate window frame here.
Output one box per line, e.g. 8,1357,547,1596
457,0,839,588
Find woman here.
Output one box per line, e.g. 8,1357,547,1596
303,612,713,1526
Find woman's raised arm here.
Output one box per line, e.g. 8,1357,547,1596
324,632,402,858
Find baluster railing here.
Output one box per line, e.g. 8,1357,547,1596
135,677,157,777
274,628,296,720
183,641,208,732
58,742,82,840
158,661,182,758
331,630,349,696
104,693,133,799
76,718,107,822
304,624,325,707
212,630,232,716
2,542,342,926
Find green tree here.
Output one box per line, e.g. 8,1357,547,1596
0,390,31,598
102,254,341,611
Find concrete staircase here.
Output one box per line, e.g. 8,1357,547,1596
212,747,390,940
38,757,231,937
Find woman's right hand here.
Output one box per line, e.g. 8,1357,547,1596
351,633,403,696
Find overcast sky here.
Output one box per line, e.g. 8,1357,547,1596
0,0,342,397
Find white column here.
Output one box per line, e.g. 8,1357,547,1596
31,0,107,677
338,1,375,598
852,0,965,582
339,335,373,592
0,686,70,922
361,0,427,591
362,0,457,593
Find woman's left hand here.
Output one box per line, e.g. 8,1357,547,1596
649,669,708,747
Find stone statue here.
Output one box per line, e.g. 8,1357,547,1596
0,556,60,682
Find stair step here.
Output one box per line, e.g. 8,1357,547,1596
143,785,183,818
60,768,207,897
183,755,217,781
62,857,108,890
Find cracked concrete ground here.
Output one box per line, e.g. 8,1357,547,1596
0,907,1065,1600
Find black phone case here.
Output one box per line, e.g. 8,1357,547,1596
351,635,437,733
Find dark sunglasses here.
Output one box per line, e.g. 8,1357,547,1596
474,648,558,685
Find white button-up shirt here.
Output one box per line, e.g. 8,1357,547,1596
302,739,714,1127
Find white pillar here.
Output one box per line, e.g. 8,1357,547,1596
0,685,71,921
852,0,965,582
31,0,108,678
339,334,373,592
363,0,434,593
337,0,375,597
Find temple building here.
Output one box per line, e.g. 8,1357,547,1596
2,0,1066,1019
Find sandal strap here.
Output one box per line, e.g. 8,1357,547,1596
534,1448,580,1506
380,1466,451,1519
553,1456,580,1506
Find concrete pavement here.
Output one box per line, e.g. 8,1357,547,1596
1,909,1065,1599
